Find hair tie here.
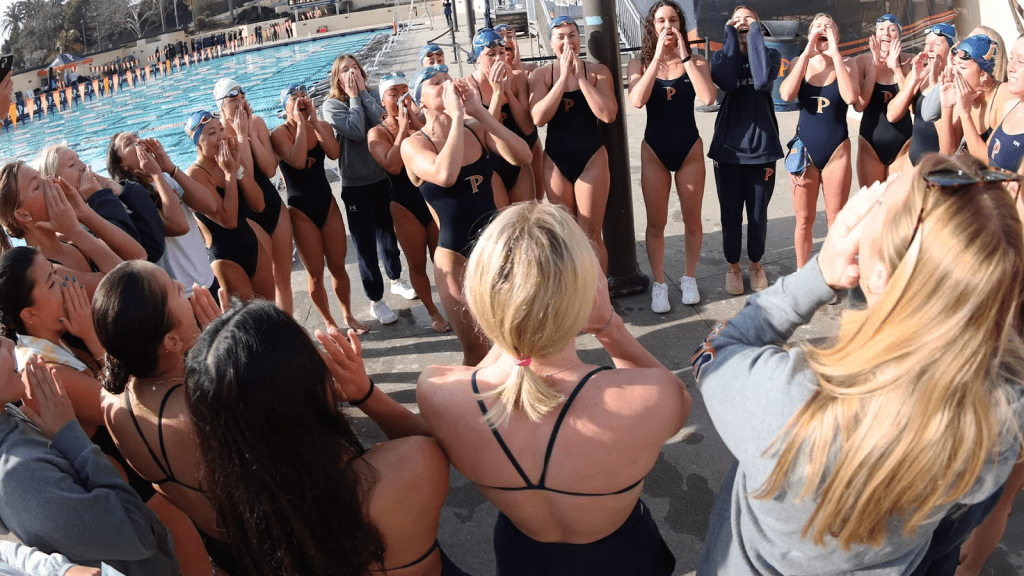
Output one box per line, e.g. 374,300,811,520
516,358,532,367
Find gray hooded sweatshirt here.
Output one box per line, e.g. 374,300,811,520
0,409,178,576
322,89,389,188
693,259,1024,575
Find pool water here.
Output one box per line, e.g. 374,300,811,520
0,29,383,175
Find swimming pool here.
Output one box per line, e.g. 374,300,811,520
0,29,384,175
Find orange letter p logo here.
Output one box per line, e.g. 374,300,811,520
467,175,485,193
562,98,574,113
664,86,676,101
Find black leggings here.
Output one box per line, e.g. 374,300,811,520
341,179,402,302
715,161,776,265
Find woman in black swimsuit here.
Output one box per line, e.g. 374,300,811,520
853,15,912,186
495,24,545,199
402,65,531,366
367,73,451,334
0,161,122,295
778,13,859,268
469,28,537,203
186,301,467,576
627,0,716,311
417,203,690,575
215,78,294,315
937,34,1001,161
94,261,231,576
184,110,274,303
271,85,368,334
529,16,618,271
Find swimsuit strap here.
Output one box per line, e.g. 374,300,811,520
125,386,173,484
156,384,186,486
537,366,610,487
472,370,536,488
465,123,489,159
418,129,439,153
376,540,440,572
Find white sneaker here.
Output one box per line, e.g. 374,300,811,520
370,300,398,324
651,282,670,313
391,278,418,300
680,276,701,305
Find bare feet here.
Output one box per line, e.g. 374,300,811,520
429,311,452,333
344,315,370,334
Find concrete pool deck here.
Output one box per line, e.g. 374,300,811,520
294,12,1024,576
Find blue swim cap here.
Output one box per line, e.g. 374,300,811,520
473,28,506,58
280,84,307,110
409,64,449,105
548,15,578,36
420,43,444,61
185,110,218,146
923,23,956,47
956,34,999,76
875,14,902,37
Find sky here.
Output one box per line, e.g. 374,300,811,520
0,0,14,46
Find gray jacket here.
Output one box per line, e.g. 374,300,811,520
693,259,1023,575
0,410,178,576
322,90,389,187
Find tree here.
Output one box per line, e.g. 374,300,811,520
53,29,84,57
0,2,25,40
124,0,157,38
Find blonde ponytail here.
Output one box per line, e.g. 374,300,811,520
464,203,598,428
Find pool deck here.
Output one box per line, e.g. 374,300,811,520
288,11,1024,576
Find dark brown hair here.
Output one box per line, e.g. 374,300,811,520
0,161,25,243
642,1,691,68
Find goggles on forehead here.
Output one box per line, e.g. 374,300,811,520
219,87,245,100
549,15,577,33
185,111,217,145
875,15,902,36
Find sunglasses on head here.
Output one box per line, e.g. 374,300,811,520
907,168,1020,250
220,87,244,100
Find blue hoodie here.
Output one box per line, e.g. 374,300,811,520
708,23,785,164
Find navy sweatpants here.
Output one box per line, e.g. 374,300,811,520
341,179,401,302
714,161,776,265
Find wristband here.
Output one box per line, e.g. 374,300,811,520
170,165,178,178
349,378,375,406
681,54,692,64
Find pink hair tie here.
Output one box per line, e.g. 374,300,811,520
516,358,532,367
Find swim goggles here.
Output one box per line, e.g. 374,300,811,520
875,15,902,37
923,23,956,46
410,64,449,105
494,24,513,34
220,87,245,100
474,28,506,58
379,72,409,95
280,84,308,109
420,43,444,60
955,34,998,76
549,15,577,34
185,110,218,145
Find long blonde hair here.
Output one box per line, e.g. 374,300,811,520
758,155,1024,550
328,54,368,104
464,203,597,427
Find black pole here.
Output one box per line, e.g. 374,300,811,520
581,1,649,297
465,0,476,41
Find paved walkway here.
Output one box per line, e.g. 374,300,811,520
297,13,1022,576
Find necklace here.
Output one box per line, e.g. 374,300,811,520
133,376,183,392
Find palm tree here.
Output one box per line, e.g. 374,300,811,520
1,2,26,40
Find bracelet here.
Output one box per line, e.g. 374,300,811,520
681,54,692,64
349,378,375,406
595,312,615,336
170,165,178,178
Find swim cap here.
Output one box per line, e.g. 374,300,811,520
379,71,409,95
410,65,449,105
280,84,307,110
923,22,956,47
420,43,444,61
957,34,998,76
185,110,217,146
213,78,243,101
473,28,506,58
548,15,578,36
875,14,902,37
